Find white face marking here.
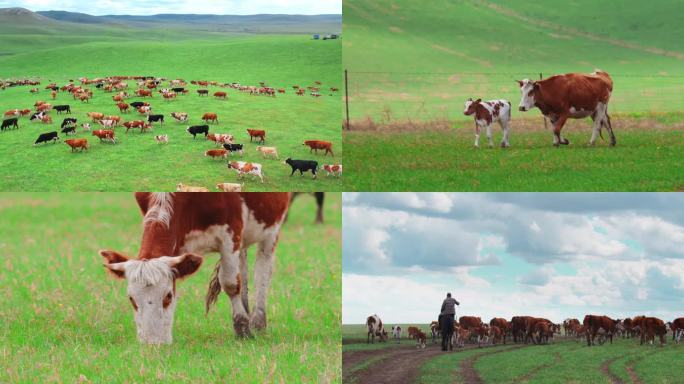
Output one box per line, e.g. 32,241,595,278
120,258,179,344
518,79,536,111
463,100,473,115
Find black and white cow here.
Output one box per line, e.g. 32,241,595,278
34,131,59,145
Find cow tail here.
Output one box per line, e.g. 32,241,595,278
205,260,222,315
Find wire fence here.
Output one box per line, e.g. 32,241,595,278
343,69,684,130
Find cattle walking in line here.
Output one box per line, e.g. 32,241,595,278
366,314,388,344
247,129,266,144
100,193,290,343
463,98,512,148
175,183,209,192
223,143,244,157
92,129,116,144
215,183,243,192
228,161,264,183
303,140,334,156
65,138,88,152
284,158,318,179
322,164,342,177
34,131,59,145
256,146,279,159
517,70,615,146
187,125,209,139
205,149,228,159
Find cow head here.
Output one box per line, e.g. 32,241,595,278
100,250,202,344
463,98,482,116
516,79,539,112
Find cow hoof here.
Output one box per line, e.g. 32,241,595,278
233,314,252,338
561,139,570,145
250,310,267,331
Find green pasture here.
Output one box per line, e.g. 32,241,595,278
0,193,342,383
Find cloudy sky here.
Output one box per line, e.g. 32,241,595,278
0,0,340,15
343,193,684,324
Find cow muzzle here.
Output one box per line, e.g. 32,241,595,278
518,106,527,112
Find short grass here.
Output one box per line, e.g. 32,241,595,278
0,193,341,383
0,35,342,191
343,118,684,191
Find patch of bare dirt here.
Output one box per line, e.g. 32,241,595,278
600,357,626,384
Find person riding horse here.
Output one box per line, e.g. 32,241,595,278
440,292,460,351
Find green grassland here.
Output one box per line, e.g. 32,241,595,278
0,193,341,383
342,0,684,191
342,324,684,383
0,13,342,191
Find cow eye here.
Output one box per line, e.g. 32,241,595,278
163,292,173,308
129,296,138,311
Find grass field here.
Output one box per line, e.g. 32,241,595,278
0,193,341,383
0,11,342,191
342,324,684,383
342,0,684,191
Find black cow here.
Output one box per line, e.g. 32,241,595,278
197,89,208,96
30,112,45,121
53,105,71,114
60,126,76,135
147,114,164,124
186,125,209,139
284,158,318,179
130,101,146,108
61,117,77,128
34,131,59,145
1,117,18,131
171,87,185,93
222,143,244,156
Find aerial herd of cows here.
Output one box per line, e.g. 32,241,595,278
464,70,616,147
365,313,684,350
1,75,342,189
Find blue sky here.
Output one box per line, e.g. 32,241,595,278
343,193,684,324
0,0,341,15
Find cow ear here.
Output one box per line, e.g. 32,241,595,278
475,98,481,103
533,82,540,90
165,253,203,280
100,250,130,279
516,80,523,87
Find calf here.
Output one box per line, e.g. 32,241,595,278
303,140,334,156
322,164,342,177
284,158,318,179
99,119,116,129
92,129,116,144
1,117,19,131
116,102,130,113
175,183,209,192
34,131,59,145
463,98,512,148
61,126,76,135
227,161,264,183
202,113,218,124
205,149,228,159
215,182,243,192
65,138,88,152
246,129,266,144
256,146,278,159
81,123,91,131
223,143,244,156
155,134,169,144
366,315,388,344
148,114,164,124
187,125,209,139
170,112,188,122
392,326,402,342
53,105,71,114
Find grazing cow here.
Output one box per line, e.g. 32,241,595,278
205,149,228,159
228,161,264,183
135,89,153,97
489,318,509,344
170,112,188,122
215,183,243,192
41,115,53,124
284,158,318,179
392,325,402,342
148,114,164,124
116,102,130,113
92,129,116,144
366,314,387,344
61,126,76,135
175,183,209,192
155,134,169,144
130,101,149,109
296,89,305,96
516,70,615,146
1,117,19,131
34,131,59,145
53,105,71,114
100,192,289,343
3,109,20,118
202,113,218,124
640,317,667,346
256,146,278,159
65,138,88,152
162,92,177,101
87,112,104,122
187,125,209,139
137,106,152,115
670,318,684,342
463,98,512,148
303,140,334,156
246,129,265,144
213,91,227,99
584,315,618,346
50,90,57,99
223,143,244,157
197,89,209,96
322,164,342,177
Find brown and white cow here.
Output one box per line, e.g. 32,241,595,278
100,192,290,344
583,314,618,346
516,70,615,146
463,98,512,148
489,317,510,344
669,317,684,342
366,314,388,343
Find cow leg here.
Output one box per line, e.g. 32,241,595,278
604,111,616,146
486,124,494,148
589,103,607,146
500,120,511,148
552,114,569,146
239,248,249,313
474,123,480,147
218,246,251,338
251,235,277,330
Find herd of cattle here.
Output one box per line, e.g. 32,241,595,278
464,70,616,148
1,75,342,188
366,314,684,350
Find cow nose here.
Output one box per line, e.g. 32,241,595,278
518,106,526,112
